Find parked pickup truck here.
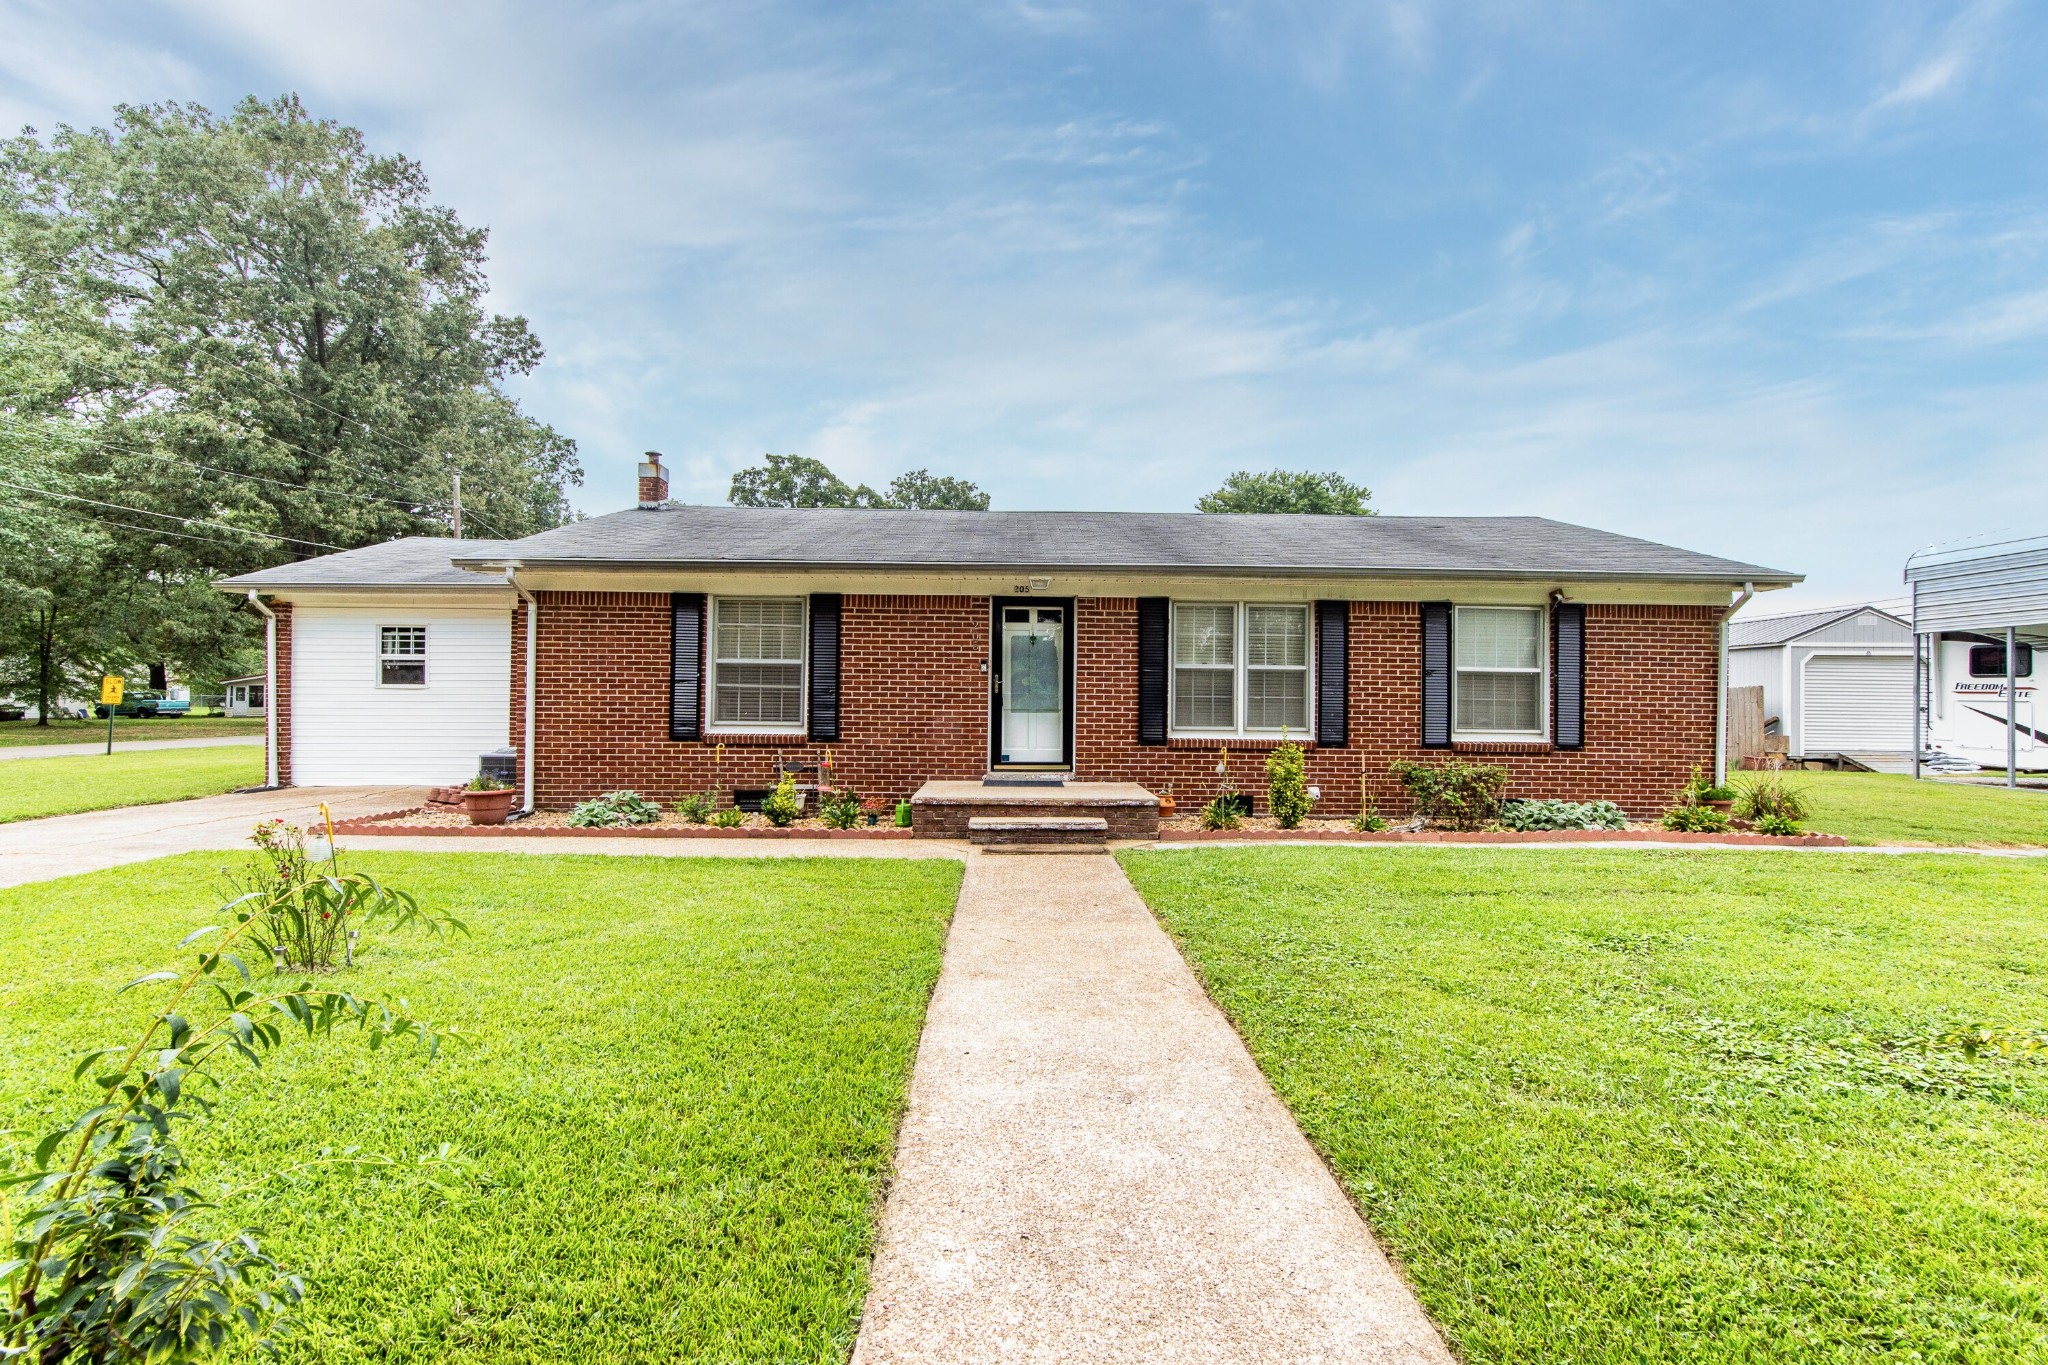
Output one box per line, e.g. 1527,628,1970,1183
94,690,191,719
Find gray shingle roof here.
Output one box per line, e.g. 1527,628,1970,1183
444,506,1796,584
1728,604,1907,648
216,537,516,591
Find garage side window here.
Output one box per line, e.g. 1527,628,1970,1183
379,626,428,686
712,597,805,729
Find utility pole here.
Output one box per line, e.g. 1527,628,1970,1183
452,471,463,540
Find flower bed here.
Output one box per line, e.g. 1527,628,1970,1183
333,807,913,839
1155,815,1846,847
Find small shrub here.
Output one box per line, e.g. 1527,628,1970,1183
1681,766,1736,804
1662,803,1731,833
760,772,802,827
1498,799,1629,832
1200,795,1242,830
676,790,718,824
1351,810,1387,832
227,820,440,971
821,788,863,830
466,772,511,792
1753,813,1801,836
1390,758,1509,830
567,790,662,828
1266,741,1311,829
710,807,747,828
1734,769,1810,823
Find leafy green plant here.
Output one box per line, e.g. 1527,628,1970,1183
1266,741,1311,829
1200,795,1242,831
567,791,663,828
1351,810,1388,832
226,820,445,972
465,772,511,792
710,807,747,829
1,870,454,1362
1389,759,1509,830
1662,802,1732,833
1735,768,1811,824
1499,799,1629,832
1680,766,1736,803
676,790,718,824
821,789,862,830
760,773,802,828
1753,813,1801,836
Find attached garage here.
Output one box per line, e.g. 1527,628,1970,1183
220,537,518,788
1800,654,1911,754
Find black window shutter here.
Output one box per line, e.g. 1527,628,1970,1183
1553,603,1586,750
1420,602,1452,748
1137,597,1170,745
808,593,842,742
669,592,704,741
1314,600,1348,747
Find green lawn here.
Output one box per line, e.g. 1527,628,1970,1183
0,716,265,746
0,745,265,822
1122,846,2048,1363
1791,769,2048,846
0,850,962,1362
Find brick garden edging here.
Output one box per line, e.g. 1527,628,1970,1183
1155,827,1848,847
332,811,915,840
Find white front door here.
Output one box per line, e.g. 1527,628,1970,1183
1000,606,1064,764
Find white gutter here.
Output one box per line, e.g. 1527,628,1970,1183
245,590,280,788
1717,582,1755,785
506,565,537,815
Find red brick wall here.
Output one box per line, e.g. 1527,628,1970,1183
522,591,1719,816
273,602,293,787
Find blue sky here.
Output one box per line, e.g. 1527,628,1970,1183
6,1,2045,613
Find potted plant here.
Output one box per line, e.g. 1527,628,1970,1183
860,795,890,827
461,772,518,825
1684,766,1738,813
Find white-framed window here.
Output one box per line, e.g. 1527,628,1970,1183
1453,605,1546,738
1170,602,1311,736
711,597,806,730
378,626,427,686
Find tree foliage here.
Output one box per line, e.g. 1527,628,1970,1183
0,95,584,704
1195,469,1374,515
728,453,989,509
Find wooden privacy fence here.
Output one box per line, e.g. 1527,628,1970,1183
1727,685,1766,765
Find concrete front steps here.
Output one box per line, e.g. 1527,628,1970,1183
911,780,1159,842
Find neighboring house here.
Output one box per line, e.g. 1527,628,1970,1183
218,456,1798,814
220,674,269,718
1727,605,1914,762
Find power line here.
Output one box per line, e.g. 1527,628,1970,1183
0,477,344,550
29,500,274,553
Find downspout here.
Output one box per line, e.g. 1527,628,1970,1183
1717,582,1755,785
245,590,279,789
506,565,537,815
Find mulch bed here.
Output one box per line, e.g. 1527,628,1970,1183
1155,814,1845,847
334,807,913,839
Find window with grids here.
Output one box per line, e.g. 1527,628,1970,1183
712,598,805,728
1453,606,1545,736
378,626,427,686
1171,603,1310,734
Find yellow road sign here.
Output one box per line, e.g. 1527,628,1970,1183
99,675,124,706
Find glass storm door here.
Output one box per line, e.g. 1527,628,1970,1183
1000,607,1064,764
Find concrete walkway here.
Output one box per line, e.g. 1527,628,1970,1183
853,851,1453,1365
0,735,264,761
0,786,424,888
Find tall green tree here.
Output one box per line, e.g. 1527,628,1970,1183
1196,470,1375,515
0,95,583,697
728,453,990,509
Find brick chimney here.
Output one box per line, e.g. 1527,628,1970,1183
637,451,668,508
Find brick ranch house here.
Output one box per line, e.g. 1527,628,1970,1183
219,455,1798,821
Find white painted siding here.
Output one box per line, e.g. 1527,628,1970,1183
1727,647,1782,731
1799,610,1911,645
1801,654,1911,754
292,605,510,784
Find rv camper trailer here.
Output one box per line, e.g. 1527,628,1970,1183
1906,533,2048,778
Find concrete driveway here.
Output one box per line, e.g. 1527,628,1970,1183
0,786,425,888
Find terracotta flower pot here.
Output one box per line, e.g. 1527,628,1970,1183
462,788,519,826
1705,799,1734,814
1157,793,1177,818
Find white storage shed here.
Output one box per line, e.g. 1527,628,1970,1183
1727,605,1913,764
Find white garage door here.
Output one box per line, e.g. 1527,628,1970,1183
292,605,511,785
1802,654,1911,754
